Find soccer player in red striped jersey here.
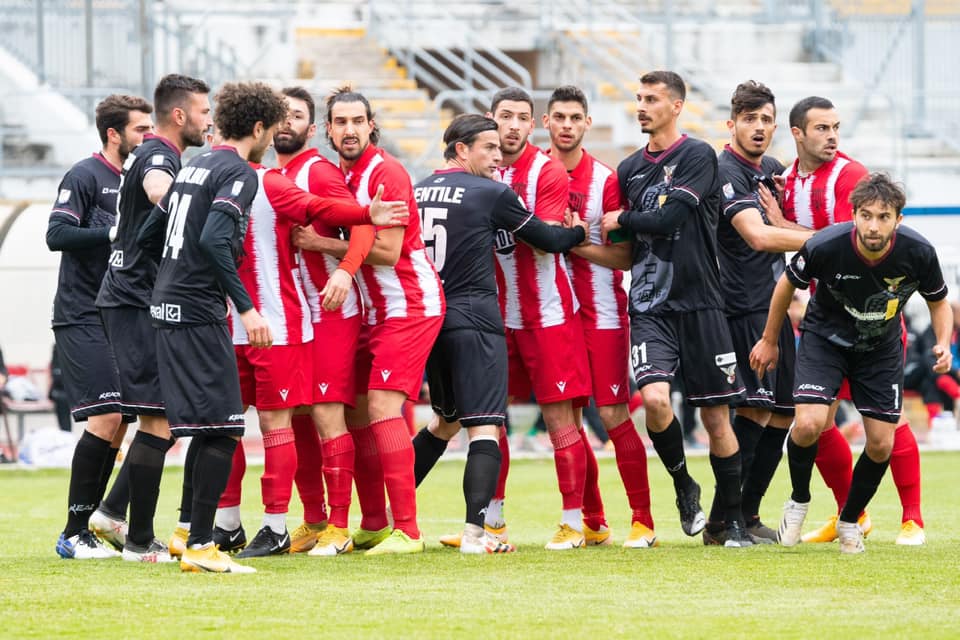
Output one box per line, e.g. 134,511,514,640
544,86,657,548
486,86,596,550
282,86,379,556
778,96,926,545
309,87,445,555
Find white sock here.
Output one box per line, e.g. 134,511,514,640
562,509,583,532
176,521,191,531
263,512,287,535
188,541,213,551
215,506,241,531
484,498,505,528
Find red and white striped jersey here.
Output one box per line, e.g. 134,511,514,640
781,151,868,231
344,144,445,325
561,150,628,330
283,148,362,322
494,143,575,330
231,165,312,346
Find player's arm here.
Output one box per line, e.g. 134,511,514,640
142,169,174,205
749,274,796,377
319,226,376,312
928,298,953,374
730,206,813,253
757,183,809,231
571,172,632,268
496,190,586,253
46,169,113,250
832,162,869,223
135,198,170,262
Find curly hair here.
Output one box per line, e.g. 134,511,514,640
850,172,907,216
214,82,287,141
95,94,152,144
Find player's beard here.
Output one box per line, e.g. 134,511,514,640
336,137,366,161
857,228,894,253
248,138,271,164
274,129,309,154
552,131,584,153
182,123,208,148
118,134,135,161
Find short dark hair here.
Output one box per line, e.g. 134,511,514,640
214,82,287,141
490,87,534,116
282,86,315,124
153,74,210,124
325,86,380,146
442,114,499,160
95,94,152,145
547,85,588,114
789,96,834,130
639,71,686,101
850,172,907,216
730,80,775,119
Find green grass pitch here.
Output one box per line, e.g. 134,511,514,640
1,451,958,638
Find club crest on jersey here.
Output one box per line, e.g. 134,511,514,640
715,352,738,384
318,383,329,395
57,189,71,203
231,180,244,196
555,381,567,393
279,389,289,401
381,369,392,382
663,165,676,185
795,255,805,272
151,154,166,166
883,276,906,292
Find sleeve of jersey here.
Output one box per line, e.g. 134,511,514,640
602,171,625,212
210,168,259,222
339,225,376,276
502,190,584,252
46,169,111,250
198,209,254,314
136,202,169,263
785,243,815,289
533,161,569,223
368,162,415,230
668,145,717,210
719,168,758,220
918,246,948,302
142,149,178,180
309,161,354,200
833,162,869,223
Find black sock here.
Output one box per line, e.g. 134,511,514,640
413,427,449,487
95,447,121,508
188,436,238,547
741,426,788,522
710,451,743,526
647,417,692,492
126,430,172,547
839,452,890,523
100,453,131,519
178,436,200,524
463,439,501,528
63,431,112,537
786,436,818,504
732,415,764,484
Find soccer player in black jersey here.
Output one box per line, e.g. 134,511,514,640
714,81,814,544
750,173,952,554
137,82,287,573
93,74,211,562
48,94,153,560
601,70,752,547
410,114,588,553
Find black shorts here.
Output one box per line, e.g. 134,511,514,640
794,330,903,424
156,323,245,438
630,309,746,407
53,325,136,423
426,328,507,428
727,312,796,416
99,306,165,416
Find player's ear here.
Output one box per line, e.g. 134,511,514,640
308,122,318,139
585,114,592,129
726,119,735,134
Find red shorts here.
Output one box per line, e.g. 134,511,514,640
837,317,909,401
583,323,630,407
311,315,362,407
236,343,312,410
357,315,442,399
507,316,591,406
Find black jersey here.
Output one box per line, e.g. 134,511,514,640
617,135,724,315
786,223,947,351
414,168,584,334
148,146,259,326
47,153,121,326
96,134,180,309
716,146,787,316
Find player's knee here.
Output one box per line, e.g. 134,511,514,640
864,426,895,461
640,389,672,421
791,415,822,446
598,404,629,429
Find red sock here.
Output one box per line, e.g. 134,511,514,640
321,433,355,529
348,424,388,531
607,419,653,529
550,424,586,511
493,425,509,501
926,403,943,427
580,429,606,530
370,416,419,539
218,439,246,508
262,428,297,515
936,374,960,399
814,424,853,512
890,422,923,526
292,415,327,524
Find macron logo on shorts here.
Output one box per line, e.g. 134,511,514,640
318,383,329,395
279,389,289,401
556,381,567,393
610,384,621,396
381,370,392,382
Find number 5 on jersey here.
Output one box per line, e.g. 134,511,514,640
420,206,448,271
163,192,192,260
